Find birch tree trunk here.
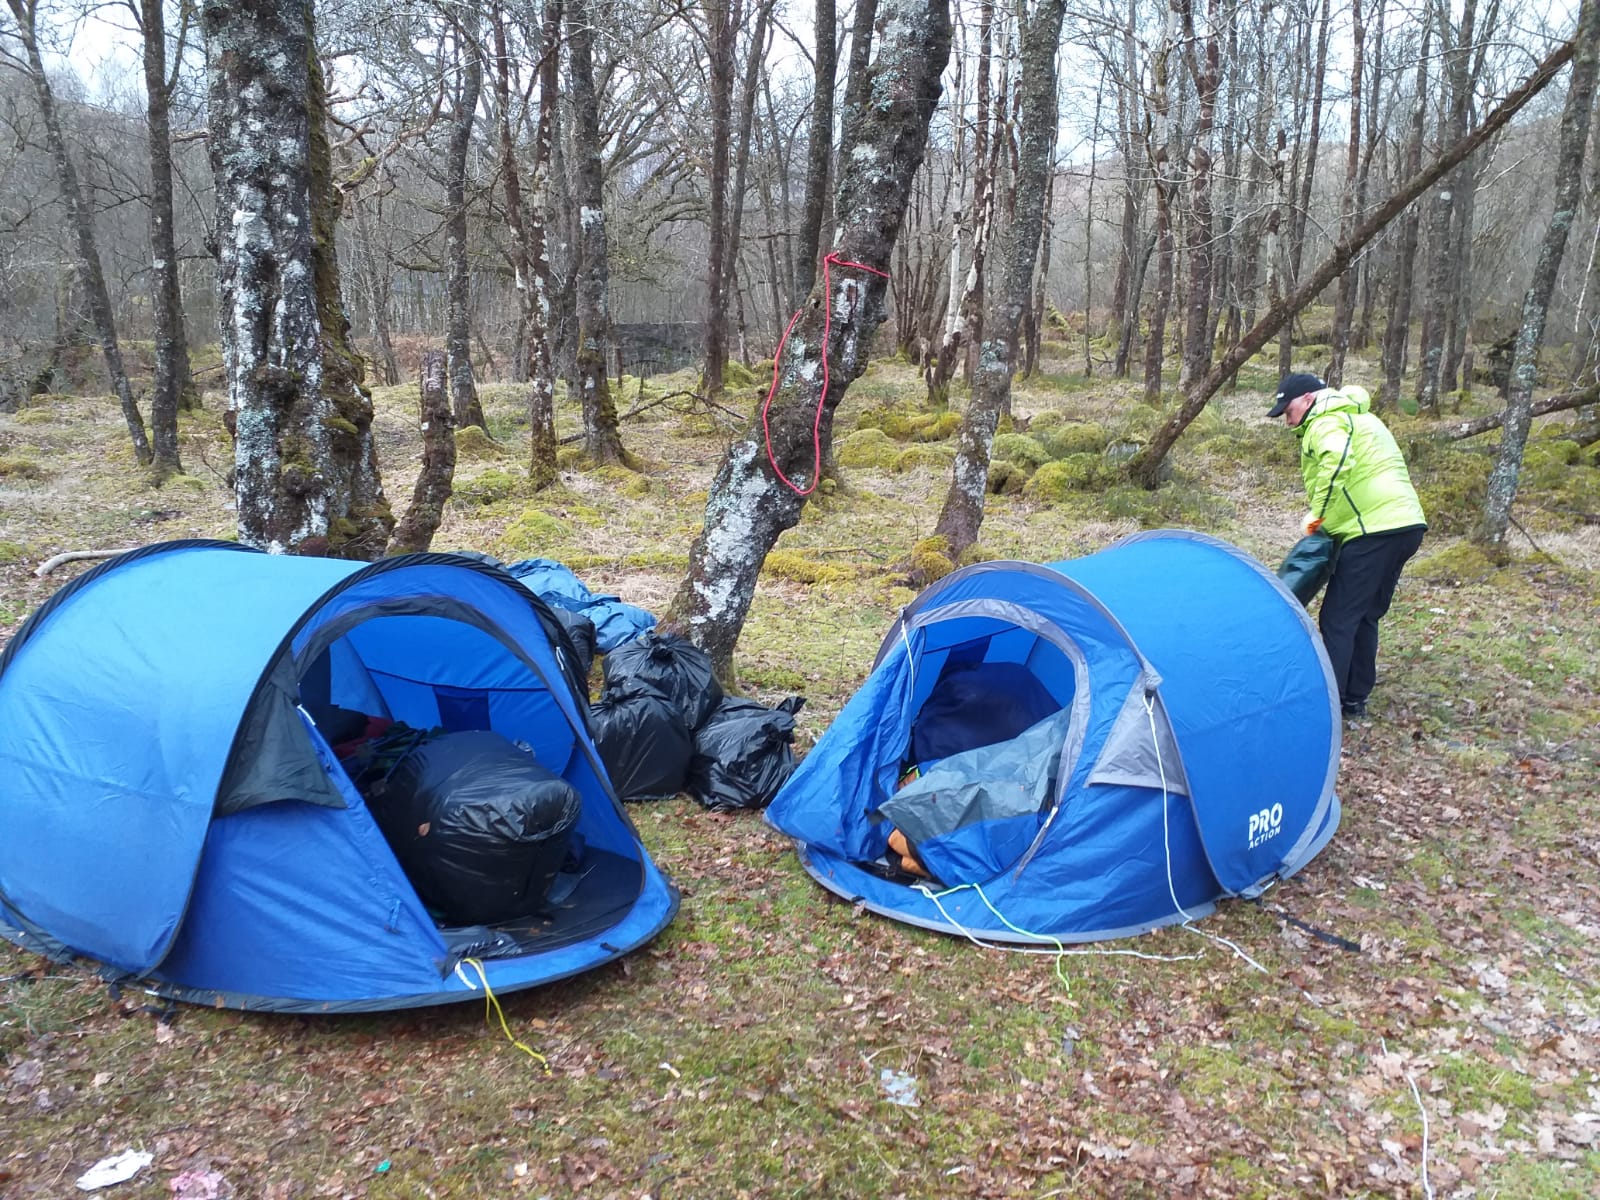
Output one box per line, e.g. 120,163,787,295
6,0,150,465
794,0,837,301
206,0,392,557
137,0,194,481
1141,3,1177,406
723,0,773,367
1478,0,1600,555
526,0,560,489
1415,0,1476,414
1278,0,1331,379
701,0,738,399
445,9,486,432
659,0,952,679
1178,0,1220,394
1326,0,1367,386
566,0,625,465
926,0,994,406
1378,22,1431,411
931,0,1066,567
1125,35,1577,488
387,350,455,555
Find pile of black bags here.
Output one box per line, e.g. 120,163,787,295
589,630,803,811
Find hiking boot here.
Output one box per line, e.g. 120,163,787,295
1341,700,1367,720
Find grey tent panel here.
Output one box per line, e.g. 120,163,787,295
1086,681,1190,796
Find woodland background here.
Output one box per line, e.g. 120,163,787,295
2,2,1600,1196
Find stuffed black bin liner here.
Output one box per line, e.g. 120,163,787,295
590,682,693,802
688,695,804,811
602,631,723,732
359,729,582,926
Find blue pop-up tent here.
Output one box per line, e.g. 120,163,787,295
766,530,1341,942
0,541,678,1011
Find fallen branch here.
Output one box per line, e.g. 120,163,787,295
34,548,136,578
1438,386,1599,440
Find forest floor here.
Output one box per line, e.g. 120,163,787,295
2,339,1599,1199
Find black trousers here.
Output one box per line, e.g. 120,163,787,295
1319,525,1426,708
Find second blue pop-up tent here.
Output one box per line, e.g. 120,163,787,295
766,530,1341,942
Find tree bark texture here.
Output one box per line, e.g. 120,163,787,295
794,0,837,301
1479,0,1600,553
926,0,995,406
566,0,625,465
139,0,194,479
1415,0,1476,413
1326,0,1367,386
723,0,773,367
388,350,455,554
701,0,738,399
527,0,560,489
1125,34,1578,489
446,9,486,431
1178,0,1220,395
491,4,534,385
6,0,150,465
1278,0,1331,379
660,0,952,679
932,0,1066,565
206,0,392,557
1141,7,1177,407
1379,22,1431,410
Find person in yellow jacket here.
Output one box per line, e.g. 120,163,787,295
1268,372,1427,719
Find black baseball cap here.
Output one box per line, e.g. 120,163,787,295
1268,373,1326,417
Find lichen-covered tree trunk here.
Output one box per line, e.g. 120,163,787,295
207,0,392,557
931,0,1066,567
140,0,194,481
388,351,455,554
1479,0,1600,556
1124,35,1577,490
7,0,150,465
445,9,486,432
658,0,952,680
566,0,625,465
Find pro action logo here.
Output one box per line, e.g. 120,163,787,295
1248,803,1284,849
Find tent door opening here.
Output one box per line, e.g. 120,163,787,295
292,609,645,961
871,616,1086,887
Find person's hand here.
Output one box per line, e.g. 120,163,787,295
1302,514,1323,536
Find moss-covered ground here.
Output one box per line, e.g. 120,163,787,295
1,340,1597,1198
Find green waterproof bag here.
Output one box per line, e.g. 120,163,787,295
1277,530,1339,605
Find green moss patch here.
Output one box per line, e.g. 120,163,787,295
991,433,1050,472
0,456,45,480
837,428,898,469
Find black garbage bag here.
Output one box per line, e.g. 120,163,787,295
602,630,723,731
358,729,582,926
548,606,598,686
590,682,692,801
1277,530,1340,605
687,695,804,812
